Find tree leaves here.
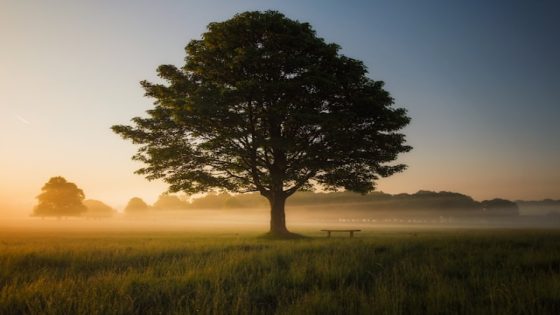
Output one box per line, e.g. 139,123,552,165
112,10,412,199
33,176,86,217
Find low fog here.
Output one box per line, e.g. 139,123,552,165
2,191,559,235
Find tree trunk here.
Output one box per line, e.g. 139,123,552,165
268,193,289,235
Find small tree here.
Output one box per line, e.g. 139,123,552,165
33,176,86,218
112,11,411,236
481,199,519,217
125,197,150,213
83,199,116,218
153,194,190,210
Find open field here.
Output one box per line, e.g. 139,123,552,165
1,227,560,314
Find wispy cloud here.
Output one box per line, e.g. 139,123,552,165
15,114,31,125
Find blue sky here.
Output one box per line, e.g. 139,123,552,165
1,0,559,210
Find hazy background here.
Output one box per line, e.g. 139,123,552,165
1,0,559,217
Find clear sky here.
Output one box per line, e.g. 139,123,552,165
1,0,559,212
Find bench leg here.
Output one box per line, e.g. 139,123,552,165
327,231,331,238
350,231,354,238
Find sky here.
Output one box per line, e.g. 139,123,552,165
1,0,559,212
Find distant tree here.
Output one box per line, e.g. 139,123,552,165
124,197,150,213
224,193,267,208
516,199,560,216
394,190,479,212
112,11,411,237
188,192,268,209
230,192,269,208
33,176,86,218
153,194,190,210
190,193,232,209
83,199,116,218
481,199,519,216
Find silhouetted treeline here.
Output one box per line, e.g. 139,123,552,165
149,190,531,218
33,187,558,221
516,199,560,216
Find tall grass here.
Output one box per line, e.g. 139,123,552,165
1,229,559,314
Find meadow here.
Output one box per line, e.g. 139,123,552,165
1,227,560,314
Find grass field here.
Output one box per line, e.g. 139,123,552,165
1,228,560,314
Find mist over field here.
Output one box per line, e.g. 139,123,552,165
2,2,560,313
3,191,559,235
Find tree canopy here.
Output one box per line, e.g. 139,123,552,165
153,194,190,210
33,176,86,218
124,197,150,213
83,199,116,218
112,11,411,235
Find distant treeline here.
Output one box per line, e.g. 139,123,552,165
125,190,560,218
35,176,558,219
516,200,560,216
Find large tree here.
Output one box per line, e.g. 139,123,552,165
33,176,87,218
112,11,411,236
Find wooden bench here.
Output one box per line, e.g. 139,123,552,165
321,229,361,238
